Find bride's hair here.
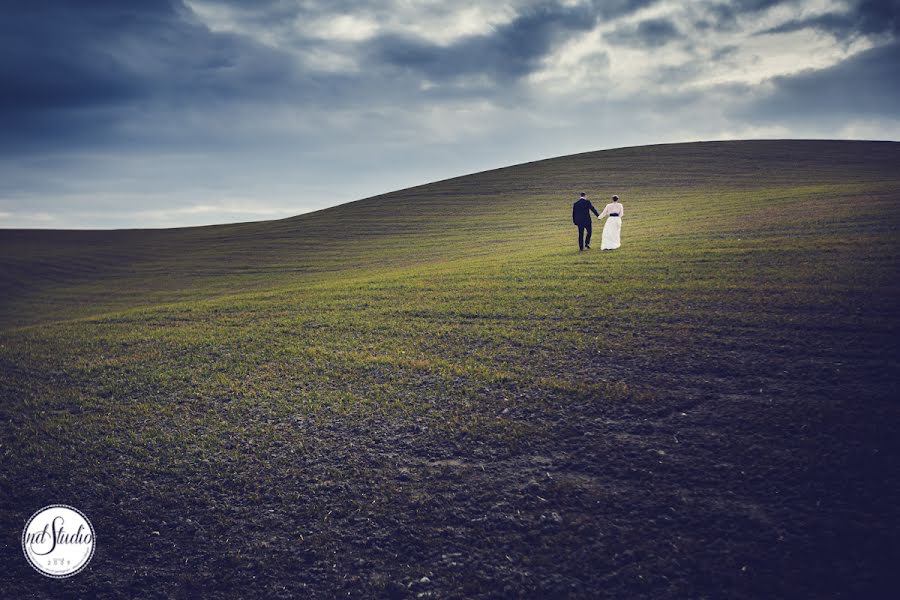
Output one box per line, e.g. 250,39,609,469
612,195,619,201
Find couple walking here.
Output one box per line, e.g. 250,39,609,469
572,193,623,251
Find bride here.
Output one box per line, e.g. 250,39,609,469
598,195,624,250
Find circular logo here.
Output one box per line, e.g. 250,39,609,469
22,505,95,578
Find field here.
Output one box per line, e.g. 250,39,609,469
1,140,899,598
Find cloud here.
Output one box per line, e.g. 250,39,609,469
1,0,899,228
759,0,900,38
365,6,597,82
700,0,801,31
0,0,668,155
0,1,327,152
605,17,682,47
739,40,900,122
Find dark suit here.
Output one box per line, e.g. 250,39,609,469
572,198,600,249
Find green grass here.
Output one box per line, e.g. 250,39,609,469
1,140,899,598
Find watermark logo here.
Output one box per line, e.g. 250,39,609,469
22,505,95,578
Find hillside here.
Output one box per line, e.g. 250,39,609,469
3,139,899,329
1,140,899,598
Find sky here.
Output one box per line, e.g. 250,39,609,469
2,0,899,229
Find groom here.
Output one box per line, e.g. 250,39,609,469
572,192,600,250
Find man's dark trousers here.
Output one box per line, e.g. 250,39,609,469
578,223,592,250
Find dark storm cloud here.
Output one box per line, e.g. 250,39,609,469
759,0,900,38
3,0,900,229
206,0,660,24
357,0,661,82
744,0,900,127
0,1,165,112
605,18,682,48
1,0,664,152
0,0,315,152
365,4,598,81
740,40,900,121
698,0,792,30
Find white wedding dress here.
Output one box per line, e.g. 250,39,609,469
599,202,623,250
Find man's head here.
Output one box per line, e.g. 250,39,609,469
580,192,586,198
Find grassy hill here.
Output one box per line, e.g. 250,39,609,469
1,140,899,598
